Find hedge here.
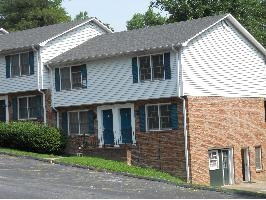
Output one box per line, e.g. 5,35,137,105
0,121,66,154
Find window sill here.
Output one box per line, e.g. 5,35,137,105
58,87,87,92
139,79,165,83
68,134,95,137
10,74,32,78
144,129,175,133
255,169,263,173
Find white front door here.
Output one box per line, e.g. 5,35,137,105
97,103,135,147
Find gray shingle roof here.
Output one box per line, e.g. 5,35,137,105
0,19,92,52
47,14,228,65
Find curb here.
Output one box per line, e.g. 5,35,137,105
1,152,265,198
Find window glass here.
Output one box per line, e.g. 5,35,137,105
69,112,79,135
160,104,171,129
20,53,29,75
209,150,219,170
71,66,82,89
18,98,28,119
60,67,71,90
139,56,151,81
79,111,89,134
28,96,38,118
255,147,262,170
152,54,164,80
11,54,20,77
147,105,159,130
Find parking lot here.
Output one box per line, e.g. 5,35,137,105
0,154,258,199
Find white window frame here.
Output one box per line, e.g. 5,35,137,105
9,51,31,78
145,103,172,131
17,95,38,120
209,150,220,170
255,146,262,171
67,110,89,136
138,53,165,82
59,66,84,91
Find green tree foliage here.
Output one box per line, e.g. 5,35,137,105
151,0,266,47
74,11,90,21
127,8,167,30
0,0,71,31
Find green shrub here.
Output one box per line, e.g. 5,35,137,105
0,121,66,154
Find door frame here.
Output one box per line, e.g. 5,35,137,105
241,148,251,182
97,103,135,147
0,96,9,122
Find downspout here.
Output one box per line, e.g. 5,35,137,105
46,64,59,128
32,45,46,124
172,44,190,183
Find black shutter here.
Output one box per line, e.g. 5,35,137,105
171,103,178,130
164,52,171,79
139,106,146,132
81,64,87,89
29,51,34,75
5,56,10,78
61,112,68,134
35,95,43,121
132,57,138,83
55,68,60,91
12,98,18,120
88,110,94,134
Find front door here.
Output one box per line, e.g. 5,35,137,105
209,149,232,186
102,109,114,145
241,148,251,182
0,100,6,122
120,108,132,144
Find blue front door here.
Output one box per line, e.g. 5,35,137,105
120,108,132,144
0,100,6,122
102,109,114,145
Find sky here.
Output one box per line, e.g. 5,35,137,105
62,0,166,32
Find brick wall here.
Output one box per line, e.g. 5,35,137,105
187,96,266,185
132,98,187,180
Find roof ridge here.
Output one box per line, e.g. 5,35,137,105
3,18,92,36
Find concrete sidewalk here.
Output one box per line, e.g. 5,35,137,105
224,179,266,195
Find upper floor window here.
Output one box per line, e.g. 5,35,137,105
132,52,171,83
5,51,34,78
139,54,164,81
55,64,87,91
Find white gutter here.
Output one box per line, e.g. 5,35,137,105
32,45,46,124
172,44,190,183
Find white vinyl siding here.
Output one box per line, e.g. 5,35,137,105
41,22,107,89
182,20,266,97
0,53,37,94
52,52,177,107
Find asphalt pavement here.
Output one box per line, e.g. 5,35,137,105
0,154,258,199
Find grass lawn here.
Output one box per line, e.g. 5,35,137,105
0,147,183,184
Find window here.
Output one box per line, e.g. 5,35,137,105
255,146,262,170
209,150,219,170
68,111,89,135
146,104,171,131
139,54,164,81
58,65,87,91
10,52,30,77
18,96,40,120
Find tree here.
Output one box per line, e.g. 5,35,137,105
73,10,114,32
127,8,167,30
151,0,266,47
73,11,90,21
0,0,71,31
